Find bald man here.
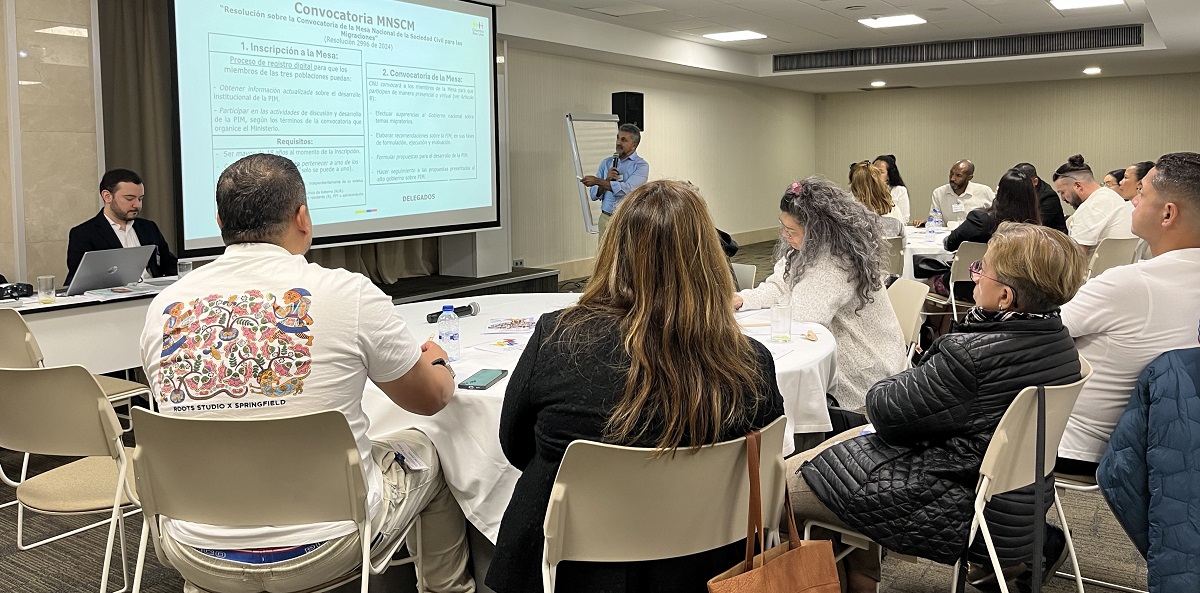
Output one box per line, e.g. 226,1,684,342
920,159,996,226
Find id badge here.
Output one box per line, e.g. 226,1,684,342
952,202,965,213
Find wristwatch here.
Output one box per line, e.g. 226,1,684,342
431,357,456,378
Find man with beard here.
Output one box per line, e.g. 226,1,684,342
66,168,177,285
1053,154,1135,256
921,159,995,226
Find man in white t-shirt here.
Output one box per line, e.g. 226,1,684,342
922,159,995,225
1052,153,1135,257
1057,151,1200,476
140,154,474,593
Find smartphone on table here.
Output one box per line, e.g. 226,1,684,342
458,369,509,390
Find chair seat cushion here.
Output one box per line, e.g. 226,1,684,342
16,448,136,512
93,375,149,403
1053,471,1098,488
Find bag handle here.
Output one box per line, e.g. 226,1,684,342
741,428,803,571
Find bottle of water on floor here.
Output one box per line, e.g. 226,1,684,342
438,305,460,361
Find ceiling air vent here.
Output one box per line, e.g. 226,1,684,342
774,24,1142,72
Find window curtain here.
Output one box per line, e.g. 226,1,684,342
97,0,437,284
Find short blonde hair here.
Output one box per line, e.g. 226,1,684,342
987,222,1087,312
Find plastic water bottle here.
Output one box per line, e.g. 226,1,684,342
931,207,943,231
437,305,460,361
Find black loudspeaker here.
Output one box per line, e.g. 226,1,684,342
612,91,644,131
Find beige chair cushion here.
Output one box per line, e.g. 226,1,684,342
93,375,149,403
16,447,136,512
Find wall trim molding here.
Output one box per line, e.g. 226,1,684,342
4,0,25,281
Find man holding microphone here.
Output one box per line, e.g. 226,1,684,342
580,123,649,237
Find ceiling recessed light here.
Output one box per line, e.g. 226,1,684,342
1083,67,1102,75
858,15,927,28
1050,0,1124,9
871,81,887,87
702,30,767,42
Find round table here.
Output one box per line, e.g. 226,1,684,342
902,225,953,279
362,292,837,542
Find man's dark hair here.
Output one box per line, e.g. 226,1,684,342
216,153,307,245
618,123,641,145
1012,162,1039,182
99,169,142,194
1150,152,1200,209
1053,154,1093,181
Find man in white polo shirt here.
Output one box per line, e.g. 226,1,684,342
1057,152,1200,477
140,154,474,593
921,159,995,226
1052,153,1136,257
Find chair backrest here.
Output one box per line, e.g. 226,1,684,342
731,263,757,291
1087,237,1141,279
130,408,367,527
544,416,788,567
948,241,988,284
0,366,122,458
979,356,1093,498
885,236,905,277
887,278,930,348
0,309,44,368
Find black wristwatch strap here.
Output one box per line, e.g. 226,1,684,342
431,357,455,378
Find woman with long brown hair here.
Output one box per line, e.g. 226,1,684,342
486,180,785,593
849,161,903,237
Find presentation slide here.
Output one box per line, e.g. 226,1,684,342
172,0,497,254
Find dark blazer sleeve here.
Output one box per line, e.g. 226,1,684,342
138,220,178,278
498,315,550,471
943,209,992,252
867,335,980,445
1039,191,1069,235
65,215,111,285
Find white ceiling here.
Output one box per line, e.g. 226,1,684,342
503,0,1200,92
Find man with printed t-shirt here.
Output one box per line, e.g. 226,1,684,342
140,153,474,593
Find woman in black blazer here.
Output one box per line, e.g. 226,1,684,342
486,180,785,593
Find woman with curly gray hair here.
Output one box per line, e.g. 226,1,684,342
733,176,906,411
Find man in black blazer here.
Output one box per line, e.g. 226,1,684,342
65,168,178,286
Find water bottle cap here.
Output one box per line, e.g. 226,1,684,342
442,305,454,312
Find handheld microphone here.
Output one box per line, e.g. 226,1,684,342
426,301,480,324
612,152,621,181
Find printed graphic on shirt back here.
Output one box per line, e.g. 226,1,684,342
158,288,313,408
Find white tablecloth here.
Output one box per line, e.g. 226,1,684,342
363,292,837,542
902,225,953,279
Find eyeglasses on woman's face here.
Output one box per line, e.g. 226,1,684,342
969,259,1017,297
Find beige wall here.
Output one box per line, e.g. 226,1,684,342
506,48,816,277
0,0,100,282
813,72,1200,220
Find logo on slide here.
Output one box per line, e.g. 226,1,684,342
472,21,486,36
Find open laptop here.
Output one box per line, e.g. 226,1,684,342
65,245,156,296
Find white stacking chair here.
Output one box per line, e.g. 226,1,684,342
887,278,930,365
732,262,757,291
948,356,1094,593
541,416,788,593
885,236,906,278
1086,237,1141,279
130,408,420,593
924,241,987,322
1052,473,1148,593
0,365,140,593
0,308,150,425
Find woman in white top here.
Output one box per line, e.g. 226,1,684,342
732,176,907,411
872,154,911,224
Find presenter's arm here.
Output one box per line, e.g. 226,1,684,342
608,159,649,198
580,160,609,200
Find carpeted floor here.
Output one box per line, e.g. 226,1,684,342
3,242,1147,592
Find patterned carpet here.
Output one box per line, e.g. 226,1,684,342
2,243,1147,592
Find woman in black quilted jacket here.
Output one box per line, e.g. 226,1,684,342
787,222,1088,593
